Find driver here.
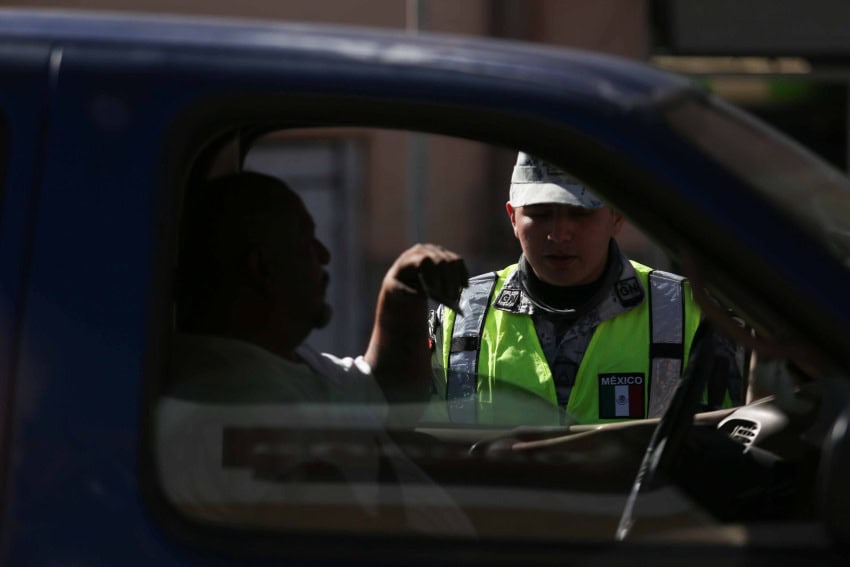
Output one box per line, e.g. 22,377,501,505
157,171,473,534
428,152,744,425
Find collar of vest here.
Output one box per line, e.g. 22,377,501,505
492,252,645,317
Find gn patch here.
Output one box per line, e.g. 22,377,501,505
598,373,645,419
494,288,520,309
615,277,643,307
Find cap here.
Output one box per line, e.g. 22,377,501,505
509,152,603,209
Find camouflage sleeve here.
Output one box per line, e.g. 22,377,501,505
422,305,450,423
427,305,441,355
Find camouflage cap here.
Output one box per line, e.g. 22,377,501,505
509,152,603,209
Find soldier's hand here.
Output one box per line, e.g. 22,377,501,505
385,243,469,314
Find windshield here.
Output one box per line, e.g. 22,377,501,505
665,94,850,266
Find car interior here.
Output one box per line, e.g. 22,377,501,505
150,118,850,551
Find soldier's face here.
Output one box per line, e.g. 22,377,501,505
507,202,623,286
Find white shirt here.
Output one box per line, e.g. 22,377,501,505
165,333,386,409
155,334,473,535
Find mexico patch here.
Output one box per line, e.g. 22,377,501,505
598,373,645,419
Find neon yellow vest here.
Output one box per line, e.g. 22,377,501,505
439,262,701,425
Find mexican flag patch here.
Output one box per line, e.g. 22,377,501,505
598,373,645,419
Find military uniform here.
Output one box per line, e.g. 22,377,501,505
428,243,742,425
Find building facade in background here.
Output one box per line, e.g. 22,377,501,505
7,0,847,354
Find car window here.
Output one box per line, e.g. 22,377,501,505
152,125,760,549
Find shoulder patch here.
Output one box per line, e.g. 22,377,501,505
494,288,521,310
615,277,643,307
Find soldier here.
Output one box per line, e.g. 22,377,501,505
429,152,743,425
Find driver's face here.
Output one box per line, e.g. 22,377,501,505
269,199,333,331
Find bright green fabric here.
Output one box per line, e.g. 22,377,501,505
438,262,701,425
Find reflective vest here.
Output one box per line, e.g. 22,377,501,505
436,262,701,425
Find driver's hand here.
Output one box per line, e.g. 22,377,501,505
384,243,469,314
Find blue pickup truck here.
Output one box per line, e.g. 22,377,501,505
0,9,848,565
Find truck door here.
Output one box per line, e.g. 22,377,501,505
0,40,53,548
